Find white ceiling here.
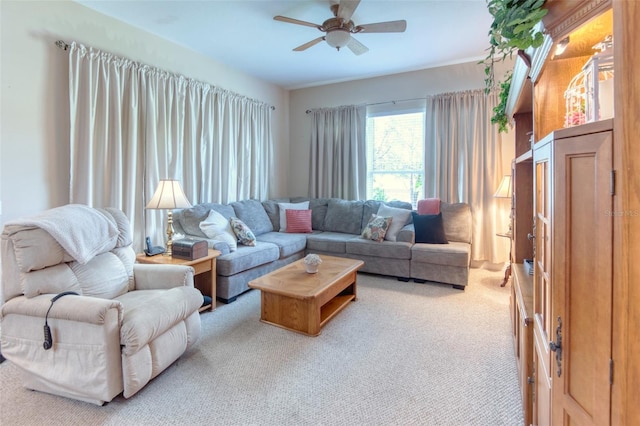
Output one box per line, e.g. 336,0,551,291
76,0,494,90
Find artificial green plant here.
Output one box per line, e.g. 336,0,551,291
481,0,548,132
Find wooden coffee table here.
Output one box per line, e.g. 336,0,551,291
248,255,364,336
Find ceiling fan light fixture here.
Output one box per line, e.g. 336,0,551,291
325,29,351,50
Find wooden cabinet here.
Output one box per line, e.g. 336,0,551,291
505,0,640,424
510,264,534,426
531,121,614,426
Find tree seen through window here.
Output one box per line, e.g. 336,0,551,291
366,111,425,208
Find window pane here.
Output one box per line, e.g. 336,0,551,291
366,111,425,208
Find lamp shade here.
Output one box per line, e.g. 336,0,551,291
146,179,192,209
494,175,512,198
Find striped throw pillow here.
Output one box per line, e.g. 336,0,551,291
285,209,312,233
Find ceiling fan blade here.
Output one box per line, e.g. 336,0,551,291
337,0,361,22
357,20,407,33
346,36,369,56
293,36,325,52
274,15,321,29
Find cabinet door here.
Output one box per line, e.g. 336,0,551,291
533,141,552,426
551,131,613,425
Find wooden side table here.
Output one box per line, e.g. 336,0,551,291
497,232,513,287
136,249,221,312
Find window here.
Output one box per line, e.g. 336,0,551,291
366,101,425,208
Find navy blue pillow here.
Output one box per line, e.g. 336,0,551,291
412,212,449,244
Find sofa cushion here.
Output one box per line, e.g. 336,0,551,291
361,214,392,242
323,199,364,235
285,209,312,233
441,202,472,244
229,217,256,247
347,237,412,260
309,198,331,230
9,227,71,273
417,198,441,215
199,210,238,251
256,232,307,258
20,264,82,298
412,212,449,244
175,203,235,238
362,200,413,231
230,199,273,236
262,198,290,231
396,225,416,244
305,232,353,254
216,243,280,276
377,204,412,242
71,251,131,299
411,241,470,267
278,201,309,232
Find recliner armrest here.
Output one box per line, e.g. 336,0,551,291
132,264,195,290
0,294,122,325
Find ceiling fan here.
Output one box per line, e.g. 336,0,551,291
274,0,407,55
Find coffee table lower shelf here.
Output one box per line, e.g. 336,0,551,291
320,293,355,326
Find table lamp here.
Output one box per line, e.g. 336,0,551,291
494,175,512,233
146,179,192,256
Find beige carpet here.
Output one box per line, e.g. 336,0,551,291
0,267,523,425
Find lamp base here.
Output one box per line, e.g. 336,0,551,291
164,211,175,257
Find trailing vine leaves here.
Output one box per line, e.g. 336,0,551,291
492,71,513,133
481,0,548,132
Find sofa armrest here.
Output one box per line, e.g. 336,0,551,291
133,264,194,290
0,294,122,325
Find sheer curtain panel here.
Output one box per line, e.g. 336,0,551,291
308,105,366,199
68,42,272,249
424,90,507,264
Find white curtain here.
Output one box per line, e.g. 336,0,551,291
424,89,507,263
308,105,366,199
68,43,272,249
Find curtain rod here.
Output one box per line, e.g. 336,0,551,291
54,40,276,111
305,97,426,114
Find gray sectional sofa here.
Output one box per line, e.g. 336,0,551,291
172,197,472,303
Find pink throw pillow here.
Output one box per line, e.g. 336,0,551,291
285,209,312,233
417,198,441,215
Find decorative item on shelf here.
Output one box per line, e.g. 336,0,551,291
524,258,534,275
303,254,323,274
563,71,587,128
583,35,614,123
146,179,192,257
564,35,614,127
494,175,513,233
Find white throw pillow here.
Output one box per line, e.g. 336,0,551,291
278,201,310,232
376,204,412,242
199,209,237,252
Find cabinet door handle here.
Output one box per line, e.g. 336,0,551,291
549,316,563,377
527,233,535,241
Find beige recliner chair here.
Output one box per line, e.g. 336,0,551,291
0,205,203,405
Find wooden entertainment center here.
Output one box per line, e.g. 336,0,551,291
505,1,639,425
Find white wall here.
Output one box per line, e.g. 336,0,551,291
0,0,289,224
288,60,515,197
